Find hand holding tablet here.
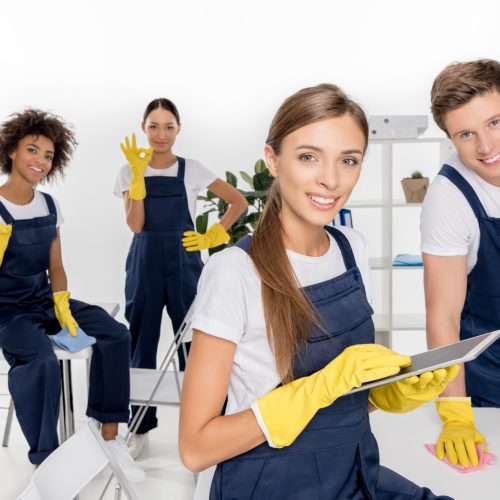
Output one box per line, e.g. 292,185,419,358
349,330,500,394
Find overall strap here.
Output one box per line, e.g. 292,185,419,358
439,164,488,220
325,226,357,270
235,234,252,254
177,157,186,181
40,192,58,217
0,198,14,224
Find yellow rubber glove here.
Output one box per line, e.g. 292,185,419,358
0,223,12,267
182,223,230,252
254,344,411,448
53,291,79,337
369,365,460,413
119,134,153,201
435,397,486,467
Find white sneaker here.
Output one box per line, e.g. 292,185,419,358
104,435,146,483
128,432,149,459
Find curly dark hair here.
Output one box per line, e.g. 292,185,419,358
0,108,77,182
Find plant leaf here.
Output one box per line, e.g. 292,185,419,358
239,171,254,189
254,172,274,191
226,171,238,187
208,243,227,256
254,159,267,174
196,212,209,233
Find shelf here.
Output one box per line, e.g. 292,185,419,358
369,137,448,145
373,314,426,332
392,200,423,207
370,257,423,270
347,199,422,208
370,257,392,269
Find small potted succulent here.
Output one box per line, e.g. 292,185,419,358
401,170,429,203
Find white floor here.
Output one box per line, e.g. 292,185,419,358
0,315,196,500
0,402,195,500
0,326,429,500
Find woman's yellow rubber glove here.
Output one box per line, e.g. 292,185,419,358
368,365,460,413
53,291,79,337
252,344,411,448
435,397,486,467
120,134,153,201
0,223,12,267
182,223,230,252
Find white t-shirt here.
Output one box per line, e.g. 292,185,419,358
0,191,63,227
188,226,371,417
420,152,500,273
113,158,218,223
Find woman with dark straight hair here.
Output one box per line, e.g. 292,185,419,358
180,84,457,499
114,98,247,457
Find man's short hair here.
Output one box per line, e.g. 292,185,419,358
431,59,500,135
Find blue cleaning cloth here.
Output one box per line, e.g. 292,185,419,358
392,253,423,266
49,327,96,352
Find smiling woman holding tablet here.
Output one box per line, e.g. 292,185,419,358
180,83,458,499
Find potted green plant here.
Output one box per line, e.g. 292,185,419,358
196,159,274,254
401,170,429,203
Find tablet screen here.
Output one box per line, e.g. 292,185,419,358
349,329,500,394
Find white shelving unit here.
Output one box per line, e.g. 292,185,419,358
348,137,454,348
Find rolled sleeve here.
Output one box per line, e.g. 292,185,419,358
189,250,248,344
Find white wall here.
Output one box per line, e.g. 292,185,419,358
1,0,499,327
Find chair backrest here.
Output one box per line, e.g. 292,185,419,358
129,368,183,406
17,419,139,500
17,420,108,500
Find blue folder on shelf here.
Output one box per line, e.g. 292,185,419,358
392,253,423,266
49,326,96,352
332,208,353,228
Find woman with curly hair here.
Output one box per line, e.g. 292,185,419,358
0,109,144,481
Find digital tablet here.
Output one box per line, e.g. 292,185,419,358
349,329,500,394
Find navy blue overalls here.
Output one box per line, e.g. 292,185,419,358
125,157,204,433
0,192,131,464
439,165,500,407
210,227,452,500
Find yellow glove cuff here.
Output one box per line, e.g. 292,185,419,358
435,397,475,426
128,175,147,200
0,224,12,235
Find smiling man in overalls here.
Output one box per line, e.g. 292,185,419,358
421,58,500,469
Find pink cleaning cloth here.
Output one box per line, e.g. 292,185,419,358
424,443,496,473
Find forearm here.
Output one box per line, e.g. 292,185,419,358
49,267,68,293
179,408,265,472
125,196,145,233
426,314,466,397
218,194,248,230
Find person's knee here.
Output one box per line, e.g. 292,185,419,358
36,350,60,375
108,322,132,350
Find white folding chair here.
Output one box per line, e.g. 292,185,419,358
0,359,13,446
16,419,139,500
2,302,120,446
127,300,194,434
99,300,195,500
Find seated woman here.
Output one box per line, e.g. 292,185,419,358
0,109,143,482
179,84,458,499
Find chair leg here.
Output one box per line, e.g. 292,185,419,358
2,398,14,447
172,358,182,399
59,391,67,443
114,483,122,500
60,359,75,441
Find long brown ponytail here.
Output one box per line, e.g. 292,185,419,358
251,84,368,382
